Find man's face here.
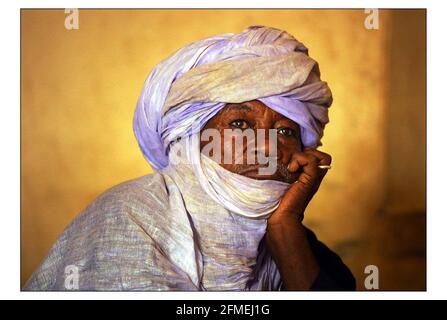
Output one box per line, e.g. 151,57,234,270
200,100,302,183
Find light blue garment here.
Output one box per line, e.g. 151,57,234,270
24,164,282,290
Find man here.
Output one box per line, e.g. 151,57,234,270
25,26,355,291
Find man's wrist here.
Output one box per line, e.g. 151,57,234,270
267,211,304,228
266,215,306,243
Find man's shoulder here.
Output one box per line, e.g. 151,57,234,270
95,172,169,208
23,172,173,290
303,226,357,290
68,172,171,237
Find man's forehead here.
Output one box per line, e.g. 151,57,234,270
225,102,254,112
216,101,299,125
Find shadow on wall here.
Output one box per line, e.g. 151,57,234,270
331,9,426,290
377,9,426,290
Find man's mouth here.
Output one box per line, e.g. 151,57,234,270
237,164,298,183
237,165,264,175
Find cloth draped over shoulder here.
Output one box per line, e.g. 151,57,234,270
24,26,332,291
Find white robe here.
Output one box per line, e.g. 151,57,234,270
24,161,282,291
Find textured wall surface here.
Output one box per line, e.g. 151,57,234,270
21,9,426,289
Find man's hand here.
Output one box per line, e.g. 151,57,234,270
265,148,332,290
268,148,332,225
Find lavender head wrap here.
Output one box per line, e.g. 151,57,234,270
133,25,333,171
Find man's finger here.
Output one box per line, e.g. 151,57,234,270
303,148,332,165
303,148,332,178
287,152,320,179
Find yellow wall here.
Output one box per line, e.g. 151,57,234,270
21,9,426,289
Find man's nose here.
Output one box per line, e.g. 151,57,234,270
248,129,282,161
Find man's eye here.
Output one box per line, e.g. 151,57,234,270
278,127,295,136
230,119,250,129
